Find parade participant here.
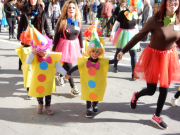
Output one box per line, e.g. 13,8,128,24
117,0,180,129
15,20,33,99
4,0,20,40
109,0,141,77
26,25,67,115
52,0,84,96
65,30,118,117
17,0,52,98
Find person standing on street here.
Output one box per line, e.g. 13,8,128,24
4,0,20,40
0,0,5,32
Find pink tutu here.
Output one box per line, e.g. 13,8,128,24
55,38,81,63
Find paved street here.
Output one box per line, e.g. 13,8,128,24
0,18,180,135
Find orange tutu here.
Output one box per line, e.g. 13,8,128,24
134,45,180,88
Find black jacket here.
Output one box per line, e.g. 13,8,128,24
96,3,104,18
17,5,52,40
113,7,120,17
4,2,20,18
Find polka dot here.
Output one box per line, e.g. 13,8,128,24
41,41,45,46
88,67,96,76
26,28,28,32
33,40,36,45
98,25,100,27
36,86,45,94
89,93,97,100
37,36,40,40
91,36,95,40
38,74,46,82
39,62,48,70
88,80,96,88
91,43,95,47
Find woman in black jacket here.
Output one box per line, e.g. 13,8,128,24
113,0,127,19
4,0,20,40
96,0,104,19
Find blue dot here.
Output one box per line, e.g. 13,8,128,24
88,80,96,88
26,28,28,32
39,62,48,70
37,36,40,40
98,25,100,27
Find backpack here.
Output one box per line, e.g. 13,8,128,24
52,10,60,20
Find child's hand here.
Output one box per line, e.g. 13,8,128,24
65,74,71,79
31,48,38,55
109,35,114,41
117,51,124,60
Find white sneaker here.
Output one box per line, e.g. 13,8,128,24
71,86,81,96
171,97,178,106
27,96,33,100
57,76,65,86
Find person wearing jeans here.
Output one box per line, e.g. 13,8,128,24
91,0,99,23
4,0,20,40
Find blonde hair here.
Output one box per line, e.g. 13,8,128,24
57,0,81,32
85,46,105,58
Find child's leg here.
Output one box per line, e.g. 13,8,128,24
86,101,92,117
174,90,180,99
113,48,121,72
37,97,43,114
92,102,98,113
19,58,22,71
171,90,180,106
45,95,54,115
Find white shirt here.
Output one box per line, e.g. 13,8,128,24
48,2,61,17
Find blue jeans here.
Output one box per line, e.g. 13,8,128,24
85,12,89,23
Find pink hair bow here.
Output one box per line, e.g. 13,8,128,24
38,56,52,64
86,60,100,70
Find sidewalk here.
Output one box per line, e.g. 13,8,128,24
0,21,180,135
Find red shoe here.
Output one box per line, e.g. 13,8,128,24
151,114,168,129
130,92,138,109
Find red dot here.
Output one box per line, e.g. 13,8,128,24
38,74,46,82
88,67,96,76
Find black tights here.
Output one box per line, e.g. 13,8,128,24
135,83,168,117
174,90,180,99
114,48,137,73
37,95,51,106
60,62,75,88
6,17,16,36
86,101,98,109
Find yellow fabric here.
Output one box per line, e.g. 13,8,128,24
29,52,62,97
78,58,109,101
82,38,105,58
179,86,180,91
15,45,32,88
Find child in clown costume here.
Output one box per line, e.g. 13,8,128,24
26,25,67,115
65,31,118,118
15,20,33,100
109,0,141,78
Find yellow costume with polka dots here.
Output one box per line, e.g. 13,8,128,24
28,52,61,97
15,46,32,88
78,58,110,101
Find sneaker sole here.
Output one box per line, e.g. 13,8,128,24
171,100,177,107
151,119,168,130
85,115,92,118
129,102,136,110
71,93,81,97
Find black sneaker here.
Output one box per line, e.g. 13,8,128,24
113,66,118,73
12,36,16,39
151,114,168,129
92,104,98,113
130,92,138,109
86,109,92,118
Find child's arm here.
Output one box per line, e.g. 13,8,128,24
65,65,78,79
26,48,38,64
55,62,67,76
109,58,118,65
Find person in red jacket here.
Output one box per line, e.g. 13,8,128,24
101,0,113,36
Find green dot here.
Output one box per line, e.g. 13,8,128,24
33,40,36,45
91,36,95,40
28,20,31,23
30,25,34,28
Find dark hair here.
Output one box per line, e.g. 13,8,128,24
52,0,58,5
155,0,180,21
27,0,42,32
